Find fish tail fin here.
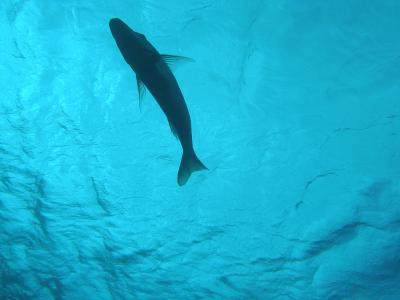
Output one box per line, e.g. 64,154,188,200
177,150,207,186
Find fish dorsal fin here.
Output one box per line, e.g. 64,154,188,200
161,54,195,67
136,75,146,110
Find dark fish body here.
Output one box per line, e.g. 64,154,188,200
109,18,207,185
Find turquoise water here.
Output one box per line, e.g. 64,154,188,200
1,1,399,299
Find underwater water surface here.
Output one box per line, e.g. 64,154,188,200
1,0,399,299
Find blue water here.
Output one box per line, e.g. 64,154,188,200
1,1,399,299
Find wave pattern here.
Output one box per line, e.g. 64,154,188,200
1,0,399,299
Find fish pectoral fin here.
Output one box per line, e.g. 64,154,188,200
161,54,195,67
136,75,146,110
167,117,179,139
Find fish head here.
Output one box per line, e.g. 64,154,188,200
109,18,130,37
109,18,153,65
109,18,147,46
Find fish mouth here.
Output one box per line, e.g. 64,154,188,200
109,18,124,29
109,18,130,39
109,18,143,39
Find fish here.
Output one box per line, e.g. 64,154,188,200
109,18,207,186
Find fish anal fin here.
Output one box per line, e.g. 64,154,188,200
136,75,146,110
167,118,179,139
